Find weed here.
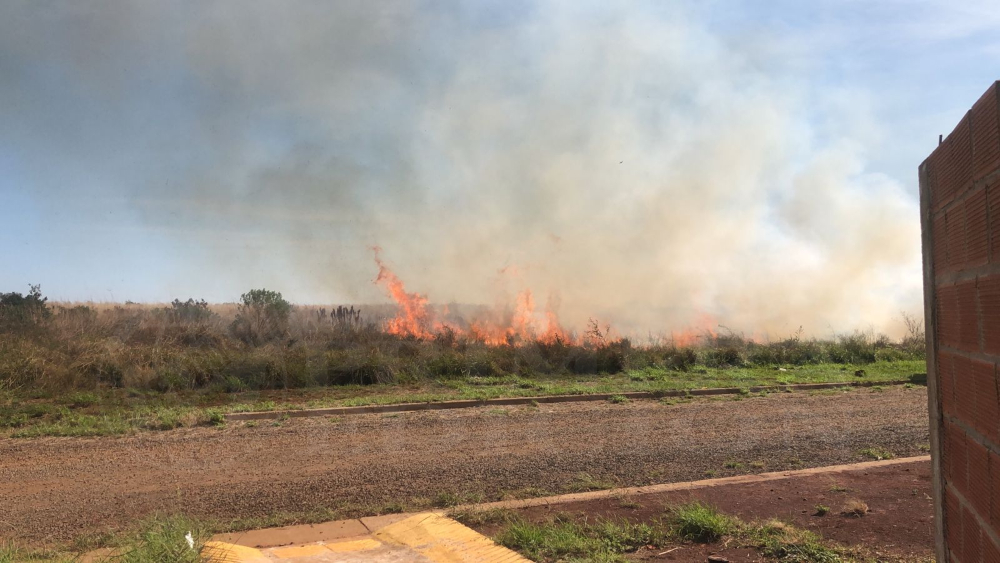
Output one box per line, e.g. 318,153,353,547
110,515,208,563
668,502,734,543
842,499,869,517
858,447,894,460
608,394,630,404
612,491,641,509
494,515,660,563
566,473,616,493
814,505,830,516
828,484,849,493
724,461,746,470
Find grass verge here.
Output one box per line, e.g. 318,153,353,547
491,502,857,562
1,361,925,439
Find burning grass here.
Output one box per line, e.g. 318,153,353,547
0,284,926,438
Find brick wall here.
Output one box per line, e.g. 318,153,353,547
922,81,1000,562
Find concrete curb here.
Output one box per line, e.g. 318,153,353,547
459,455,931,512
225,378,919,421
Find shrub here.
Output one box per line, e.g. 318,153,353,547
231,289,292,345
164,299,215,324
0,285,50,331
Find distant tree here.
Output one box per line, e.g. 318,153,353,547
166,298,215,323
0,284,50,329
231,289,292,345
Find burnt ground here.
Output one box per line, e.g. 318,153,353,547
470,459,934,562
0,386,929,547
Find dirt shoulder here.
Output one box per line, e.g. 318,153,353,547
469,458,934,562
0,386,929,547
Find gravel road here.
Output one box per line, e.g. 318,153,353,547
0,386,928,545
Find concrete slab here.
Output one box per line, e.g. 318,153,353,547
215,518,371,548
203,513,529,563
359,513,414,532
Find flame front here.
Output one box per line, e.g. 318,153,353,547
373,249,720,347
373,247,435,339
373,250,574,345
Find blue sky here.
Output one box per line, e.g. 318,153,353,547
1,0,998,335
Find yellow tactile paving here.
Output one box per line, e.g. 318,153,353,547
202,541,270,563
267,544,333,558
326,538,383,552
374,513,529,563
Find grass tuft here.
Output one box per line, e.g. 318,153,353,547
667,502,734,543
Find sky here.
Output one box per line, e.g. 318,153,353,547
2,0,999,337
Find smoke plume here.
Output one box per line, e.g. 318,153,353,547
0,1,923,338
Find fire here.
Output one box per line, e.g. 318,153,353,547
671,313,718,347
373,250,575,345
373,247,435,339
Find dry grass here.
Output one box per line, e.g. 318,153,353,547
841,499,869,517
1,301,924,393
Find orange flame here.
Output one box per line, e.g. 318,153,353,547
671,313,718,347
373,250,578,345
373,247,435,339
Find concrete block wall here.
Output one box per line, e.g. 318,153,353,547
922,81,1000,562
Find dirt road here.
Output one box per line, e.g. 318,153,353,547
0,386,929,545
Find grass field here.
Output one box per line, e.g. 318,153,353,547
0,287,926,438
0,360,924,438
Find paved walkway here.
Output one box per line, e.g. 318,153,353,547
204,512,528,562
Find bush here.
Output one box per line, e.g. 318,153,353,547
231,289,292,345
164,299,215,324
0,285,50,331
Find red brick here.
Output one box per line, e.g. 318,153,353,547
969,437,992,521
967,188,990,267
972,82,1000,182
948,420,971,492
991,184,1000,263
940,284,961,347
947,205,968,272
991,450,1000,532
958,281,981,352
966,505,985,562
941,350,959,417
957,354,979,429
948,486,964,559
982,275,1000,356
985,534,1000,563
927,146,946,211
943,115,975,204
973,359,1000,443
935,212,950,272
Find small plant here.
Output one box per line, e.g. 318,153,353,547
858,447,894,460
841,499,869,517
113,515,207,563
608,394,630,404
668,502,734,543
565,472,616,492
724,460,746,470
206,410,226,427
829,484,849,493
814,504,830,516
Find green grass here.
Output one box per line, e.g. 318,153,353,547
858,447,895,461
0,360,924,438
668,502,735,543
0,543,75,563
491,502,853,563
